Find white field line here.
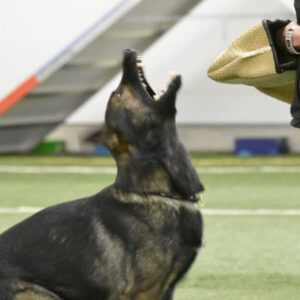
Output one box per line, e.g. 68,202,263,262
1,165,300,174
0,166,117,174
197,166,300,174
1,207,300,216
202,209,300,216
0,207,43,214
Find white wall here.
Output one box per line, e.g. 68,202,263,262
68,0,295,125
0,0,295,125
0,0,138,99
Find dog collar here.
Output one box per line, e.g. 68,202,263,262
111,186,204,208
152,192,205,209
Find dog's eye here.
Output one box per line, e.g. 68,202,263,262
111,91,122,99
113,91,122,99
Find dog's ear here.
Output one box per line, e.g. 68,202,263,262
89,125,118,149
155,75,182,117
160,139,204,199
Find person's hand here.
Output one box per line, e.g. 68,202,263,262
283,21,300,49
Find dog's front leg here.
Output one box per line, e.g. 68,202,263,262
14,282,63,300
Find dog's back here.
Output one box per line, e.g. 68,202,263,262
0,187,202,299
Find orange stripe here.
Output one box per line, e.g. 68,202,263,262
0,76,39,115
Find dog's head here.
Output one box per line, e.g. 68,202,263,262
100,49,204,200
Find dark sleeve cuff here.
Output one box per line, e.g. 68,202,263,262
263,19,297,73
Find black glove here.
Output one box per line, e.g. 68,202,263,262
263,19,297,73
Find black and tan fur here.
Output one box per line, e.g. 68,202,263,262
0,49,204,300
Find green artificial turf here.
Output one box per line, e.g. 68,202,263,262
175,216,300,300
1,172,300,210
0,173,114,207
0,155,300,299
1,153,300,167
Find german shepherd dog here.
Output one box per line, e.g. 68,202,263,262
0,49,204,300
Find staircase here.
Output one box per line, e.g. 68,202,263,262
0,0,202,153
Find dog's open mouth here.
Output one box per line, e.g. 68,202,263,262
118,49,204,199
136,56,179,102
123,49,181,103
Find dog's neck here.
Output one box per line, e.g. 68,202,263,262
113,146,175,196
111,134,202,201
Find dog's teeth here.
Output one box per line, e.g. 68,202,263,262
136,62,144,68
153,94,160,101
142,83,147,90
158,88,166,96
169,71,178,79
